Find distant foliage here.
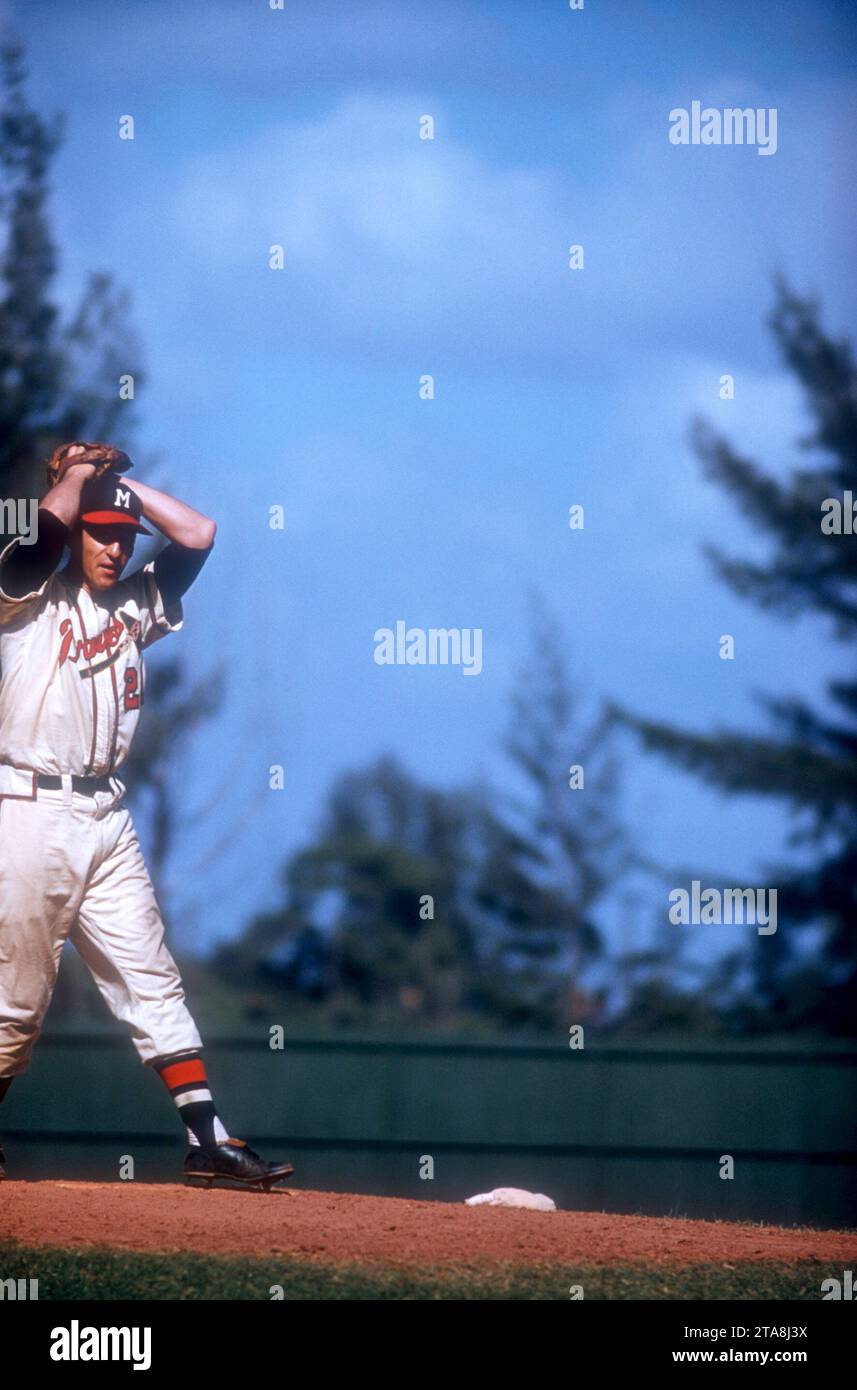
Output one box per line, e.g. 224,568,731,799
217,611,627,1035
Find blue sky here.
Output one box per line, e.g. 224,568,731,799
6,0,856,968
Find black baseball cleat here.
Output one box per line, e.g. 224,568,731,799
183,1137,294,1191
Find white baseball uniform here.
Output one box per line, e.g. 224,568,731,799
0,530,204,1077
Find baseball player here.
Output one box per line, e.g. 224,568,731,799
0,441,294,1191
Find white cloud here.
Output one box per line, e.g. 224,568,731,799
165,82,856,374
172,92,564,335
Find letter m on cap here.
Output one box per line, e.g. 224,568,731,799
114,486,131,509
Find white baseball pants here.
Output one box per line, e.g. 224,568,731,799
0,774,202,1077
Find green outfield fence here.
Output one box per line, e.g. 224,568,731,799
2,1028,855,1228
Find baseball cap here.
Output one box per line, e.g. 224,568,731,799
79,472,151,535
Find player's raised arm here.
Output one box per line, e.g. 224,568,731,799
0,450,100,602
123,479,216,550
39,452,99,527
123,478,217,609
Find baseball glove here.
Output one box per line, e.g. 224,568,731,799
46,440,133,488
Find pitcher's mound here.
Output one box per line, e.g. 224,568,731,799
3,1181,855,1270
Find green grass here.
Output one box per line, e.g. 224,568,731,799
0,1242,838,1300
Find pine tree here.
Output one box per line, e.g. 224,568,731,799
0,40,141,513
618,281,857,1035
478,600,621,1028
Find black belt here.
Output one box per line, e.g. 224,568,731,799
37,773,115,796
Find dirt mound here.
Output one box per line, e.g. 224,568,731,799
2,1182,855,1269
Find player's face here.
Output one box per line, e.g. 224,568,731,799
78,523,137,591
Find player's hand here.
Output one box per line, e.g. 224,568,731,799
58,445,98,479
45,441,133,489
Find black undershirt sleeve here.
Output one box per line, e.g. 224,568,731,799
153,541,214,607
1,509,69,598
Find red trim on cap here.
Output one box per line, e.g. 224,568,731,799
80,509,151,535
